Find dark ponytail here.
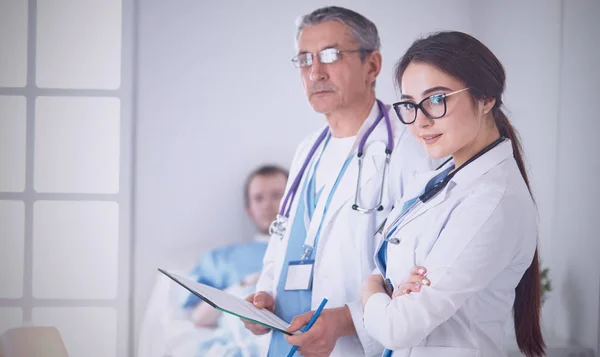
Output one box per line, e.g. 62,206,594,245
395,31,545,357
494,108,544,357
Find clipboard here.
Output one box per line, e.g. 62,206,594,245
158,268,299,335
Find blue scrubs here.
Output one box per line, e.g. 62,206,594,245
267,136,353,356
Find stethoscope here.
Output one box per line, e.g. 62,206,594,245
379,136,507,245
269,99,394,239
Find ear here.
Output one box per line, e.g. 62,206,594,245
245,206,252,218
480,96,496,115
366,51,382,85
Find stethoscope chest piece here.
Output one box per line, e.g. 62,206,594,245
269,214,288,239
388,237,400,245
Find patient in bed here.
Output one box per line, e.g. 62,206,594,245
138,165,288,357
182,165,288,356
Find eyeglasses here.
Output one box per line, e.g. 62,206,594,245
291,48,373,68
392,88,470,124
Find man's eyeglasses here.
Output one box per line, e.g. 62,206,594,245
392,88,471,124
291,48,373,68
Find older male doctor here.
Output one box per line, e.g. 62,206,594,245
242,6,434,357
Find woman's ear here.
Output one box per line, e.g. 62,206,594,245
481,96,496,115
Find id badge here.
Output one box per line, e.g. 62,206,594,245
284,260,315,291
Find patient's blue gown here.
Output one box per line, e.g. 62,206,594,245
182,239,269,309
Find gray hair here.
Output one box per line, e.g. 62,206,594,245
295,6,381,59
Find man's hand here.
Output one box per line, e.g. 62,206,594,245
360,273,387,308
241,291,275,335
284,306,354,357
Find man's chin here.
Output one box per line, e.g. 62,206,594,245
259,222,273,235
309,103,335,114
308,96,337,114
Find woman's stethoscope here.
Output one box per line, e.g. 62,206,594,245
379,136,507,244
268,99,394,239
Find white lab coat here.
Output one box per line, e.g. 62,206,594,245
255,101,436,357
363,139,538,357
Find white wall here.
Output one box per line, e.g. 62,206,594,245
551,0,600,351
133,0,600,354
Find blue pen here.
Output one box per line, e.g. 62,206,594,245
285,298,329,357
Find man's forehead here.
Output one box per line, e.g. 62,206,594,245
297,21,354,52
250,173,286,187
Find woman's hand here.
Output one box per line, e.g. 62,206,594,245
392,266,430,298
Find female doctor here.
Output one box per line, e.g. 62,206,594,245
360,31,545,357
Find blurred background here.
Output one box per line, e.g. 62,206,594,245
0,0,599,356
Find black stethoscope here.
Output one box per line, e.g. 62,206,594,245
380,136,507,244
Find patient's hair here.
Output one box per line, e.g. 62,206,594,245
244,165,289,207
